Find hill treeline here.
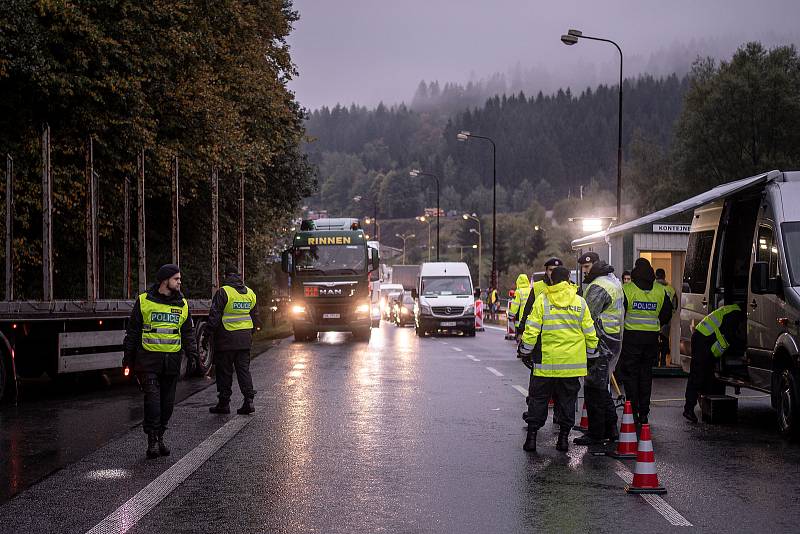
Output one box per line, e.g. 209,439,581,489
0,0,314,299
304,74,689,220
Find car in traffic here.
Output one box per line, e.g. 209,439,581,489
393,293,415,327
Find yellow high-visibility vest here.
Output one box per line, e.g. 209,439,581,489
622,283,666,332
221,285,257,331
696,304,741,358
139,293,188,352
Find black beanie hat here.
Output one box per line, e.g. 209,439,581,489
156,263,180,282
550,266,570,284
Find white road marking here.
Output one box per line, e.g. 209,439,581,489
452,347,463,352
614,466,692,527
466,354,481,362
86,416,254,534
512,385,529,396
483,325,506,332
486,367,504,377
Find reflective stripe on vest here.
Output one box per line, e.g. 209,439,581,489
533,294,588,378
696,305,740,358
623,282,665,332
222,285,256,331
584,275,624,334
139,293,188,352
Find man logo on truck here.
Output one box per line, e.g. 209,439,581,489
632,301,658,311
308,237,352,245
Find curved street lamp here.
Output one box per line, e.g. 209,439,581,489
457,131,498,288
395,232,415,264
463,213,482,288
409,169,440,261
561,28,624,221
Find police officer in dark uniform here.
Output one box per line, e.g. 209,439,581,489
208,266,261,415
123,264,199,459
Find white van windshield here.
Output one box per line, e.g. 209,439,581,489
421,276,472,296
782,222,800,286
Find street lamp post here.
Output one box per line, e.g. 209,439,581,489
354,195,379,240
416,216,432,262
561,28,623,222
457,131,497,289
395,233,415,264
463,213,482,288
409,169,440,261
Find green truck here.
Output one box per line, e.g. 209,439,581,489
282,218,379,342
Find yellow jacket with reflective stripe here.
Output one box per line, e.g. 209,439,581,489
521,281,598,378
584,275,624,335
532,280,547,301
139,293,188,352
509,274,531,327
622,282,666,332
222,285,257,331
696,304,741,358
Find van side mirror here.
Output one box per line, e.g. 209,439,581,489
281,250,292,274
411,288,418,299
751,262,769,294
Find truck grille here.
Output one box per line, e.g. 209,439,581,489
432,306,464,316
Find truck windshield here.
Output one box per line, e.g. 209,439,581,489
295,245,365,275
782,222,800,286
421,276,472,296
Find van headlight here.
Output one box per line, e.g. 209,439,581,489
419,304,432,315
464,304,475,315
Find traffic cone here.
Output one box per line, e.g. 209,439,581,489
573,401,589,431
625,424,666,494
609,400,637,459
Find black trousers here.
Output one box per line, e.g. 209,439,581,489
620,338,658,420
215,349,255,402
657,333,670,367
684,331,724,411
139,372,178,434
584,355,618,439
526,376,581,431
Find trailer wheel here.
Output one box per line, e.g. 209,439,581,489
195,321,214,376
776,368,799,438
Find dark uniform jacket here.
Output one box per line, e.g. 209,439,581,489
123,284,199,375
207,275,261,352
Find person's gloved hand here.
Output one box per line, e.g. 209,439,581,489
518,342,534,369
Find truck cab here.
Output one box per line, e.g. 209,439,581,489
282,219,379,342
680,170,800,435
413,262,476,337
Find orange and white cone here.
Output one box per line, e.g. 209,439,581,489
625,424,666,494
573,401,589,431
609,400,637,459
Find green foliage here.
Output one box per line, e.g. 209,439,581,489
0,0,314,299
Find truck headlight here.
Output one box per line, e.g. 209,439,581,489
355,303,370,314
291,305,306,315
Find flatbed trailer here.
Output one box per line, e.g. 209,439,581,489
0,131,249,403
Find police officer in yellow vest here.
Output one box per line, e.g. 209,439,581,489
574,252,624,449
123,264,199,459
683,304,745,422
621,258,673,425
655,268,678,367
208,266,261,416
508,273,531,336
518,266,599,453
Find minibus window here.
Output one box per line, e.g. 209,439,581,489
683,230,715,294
781,222,800,286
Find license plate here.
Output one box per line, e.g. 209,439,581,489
323,313,340,319
441,321,457,327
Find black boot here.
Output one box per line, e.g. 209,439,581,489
237,398,255,415
523,427,537,452
209,401,230,414
146,432,160,459
157,431,170,456
683,406,698,423
556,427,570,452
606,424,620,442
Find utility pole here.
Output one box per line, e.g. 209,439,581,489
5,155,13,301
211,167,219,293
171,156,180,267
42,125,53,301
137,148,146,292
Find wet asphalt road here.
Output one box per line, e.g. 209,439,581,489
1,324,799,533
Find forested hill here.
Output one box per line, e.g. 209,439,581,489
303,74,688,219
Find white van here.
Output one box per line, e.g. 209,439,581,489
412,262,476,337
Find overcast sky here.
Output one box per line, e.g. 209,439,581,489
287,0,800,110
